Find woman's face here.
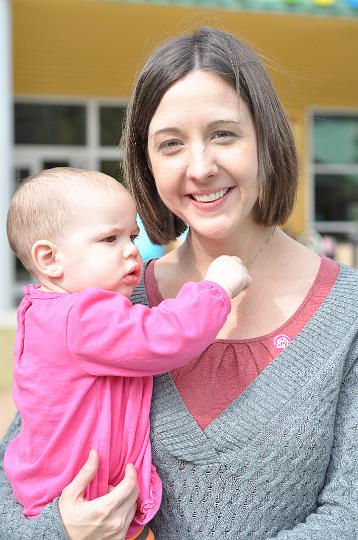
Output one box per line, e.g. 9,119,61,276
147,70,259,241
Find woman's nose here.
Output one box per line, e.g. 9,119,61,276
186,146,218,182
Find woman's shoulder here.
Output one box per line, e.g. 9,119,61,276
314,262,358,337
338,261,358,277
334,262,358,299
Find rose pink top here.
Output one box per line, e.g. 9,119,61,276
145,256,339,430
4,281,230,537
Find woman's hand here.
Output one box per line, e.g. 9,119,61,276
58,450,138,540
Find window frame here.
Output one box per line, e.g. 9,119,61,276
309,106,358,237
14,95,127,170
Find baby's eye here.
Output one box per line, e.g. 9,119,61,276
103,235,117,243
130,234,139,242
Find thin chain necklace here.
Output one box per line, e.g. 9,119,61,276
185,226,277,280
245,226,277,268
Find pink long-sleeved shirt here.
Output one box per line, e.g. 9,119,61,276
4,281,230,537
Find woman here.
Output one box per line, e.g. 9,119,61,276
1,26,357,539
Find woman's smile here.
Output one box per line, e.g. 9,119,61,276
188,186,235,210
190,187,231,203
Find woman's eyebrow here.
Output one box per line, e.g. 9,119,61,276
150,127,181,139
207,120,242,129
150,120,243,141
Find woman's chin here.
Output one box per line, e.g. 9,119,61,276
192,223,237,241
184,205,256,241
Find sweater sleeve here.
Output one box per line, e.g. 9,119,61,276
268,356,358,540
0,414,67,540
66,281,230,377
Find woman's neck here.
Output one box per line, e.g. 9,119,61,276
184,225,278,280
154,226,319,301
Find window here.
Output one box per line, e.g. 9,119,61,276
311,111,358,267
15,103,86,145
312,112,358,234
100,105,126,146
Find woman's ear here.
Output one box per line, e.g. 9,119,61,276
31,240,63,278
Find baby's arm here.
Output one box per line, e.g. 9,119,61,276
66,256,250,378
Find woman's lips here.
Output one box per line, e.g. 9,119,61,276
191,187,230,202
189,186,234,210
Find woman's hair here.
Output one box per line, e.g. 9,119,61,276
7,167,123,272
122,26,298,245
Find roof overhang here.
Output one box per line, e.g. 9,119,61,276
97,0,358,18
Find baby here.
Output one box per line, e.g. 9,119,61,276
4,167,250,539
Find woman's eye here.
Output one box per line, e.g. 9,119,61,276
159,140,182,153
213,130,235,140
103,235,117,243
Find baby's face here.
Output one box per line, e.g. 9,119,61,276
57,186,143,297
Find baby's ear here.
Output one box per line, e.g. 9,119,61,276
31,240,63,278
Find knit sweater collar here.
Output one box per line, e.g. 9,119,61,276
131,263,358,465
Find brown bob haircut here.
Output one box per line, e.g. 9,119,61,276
122,26,298,245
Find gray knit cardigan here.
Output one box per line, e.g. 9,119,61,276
1,263,358,539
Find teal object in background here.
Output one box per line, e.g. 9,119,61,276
135,215,166,260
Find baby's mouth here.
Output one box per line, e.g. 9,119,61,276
124,263,141,281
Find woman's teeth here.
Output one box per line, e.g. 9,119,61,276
192,188,229,203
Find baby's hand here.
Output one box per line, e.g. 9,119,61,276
205,255,251,299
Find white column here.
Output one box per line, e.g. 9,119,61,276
0,0,13,309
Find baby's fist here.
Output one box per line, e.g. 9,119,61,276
205,255,251,299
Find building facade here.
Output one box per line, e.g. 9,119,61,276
4,0,358,308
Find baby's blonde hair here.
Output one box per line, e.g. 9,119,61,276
7,167,124,273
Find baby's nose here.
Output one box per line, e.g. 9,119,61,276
124,241,139,259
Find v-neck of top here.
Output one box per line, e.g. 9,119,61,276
145,256,339,430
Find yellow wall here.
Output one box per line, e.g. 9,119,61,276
12,0,358,235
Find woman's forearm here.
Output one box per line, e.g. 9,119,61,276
267,511,356,540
